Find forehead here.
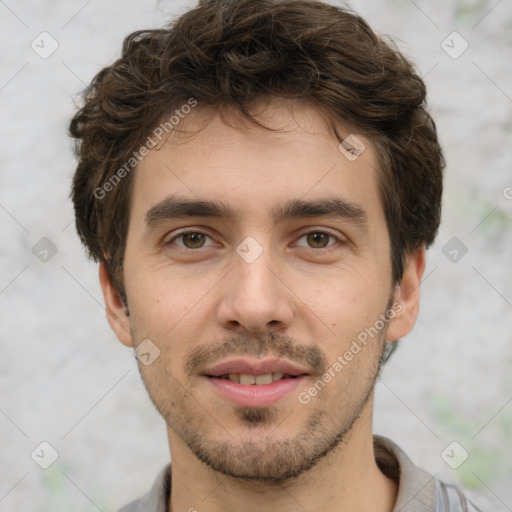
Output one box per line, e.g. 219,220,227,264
129,100,384,229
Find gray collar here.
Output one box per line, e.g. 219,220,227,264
120,435,442,512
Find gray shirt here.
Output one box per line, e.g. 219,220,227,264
118,435,483,512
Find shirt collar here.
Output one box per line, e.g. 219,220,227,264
129,435,436,512
374,435,436,512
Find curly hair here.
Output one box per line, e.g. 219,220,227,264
69,0,444,305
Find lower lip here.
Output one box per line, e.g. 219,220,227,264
204,376,309,407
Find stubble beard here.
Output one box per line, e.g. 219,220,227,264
135,328,387,484
180,377,379,484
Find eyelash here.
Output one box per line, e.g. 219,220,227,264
166,229,342,252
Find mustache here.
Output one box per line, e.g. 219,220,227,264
184,332,328,377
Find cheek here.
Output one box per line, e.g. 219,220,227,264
303,264,385,318
127,258,200,313
300,267,391,351
124,262,221,371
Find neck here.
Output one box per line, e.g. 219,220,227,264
167,400,397,512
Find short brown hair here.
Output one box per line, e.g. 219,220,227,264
69,0,444,303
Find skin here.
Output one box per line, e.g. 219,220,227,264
99,98,425,512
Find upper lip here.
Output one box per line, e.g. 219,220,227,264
202,358,310,377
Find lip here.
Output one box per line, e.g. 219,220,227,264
204,374,309,407
201,357,311,408
202,357,310,377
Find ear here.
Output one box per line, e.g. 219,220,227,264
98,260,134,347
386,246,426,342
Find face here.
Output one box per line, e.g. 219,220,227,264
101,99,423,482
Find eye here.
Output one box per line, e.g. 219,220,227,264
167,230,214,250
295,230,340,249
165,229,342,252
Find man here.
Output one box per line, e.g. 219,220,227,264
68,0,483,510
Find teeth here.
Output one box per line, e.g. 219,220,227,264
255,374,273,385
224,373,286,385
239,374,256,385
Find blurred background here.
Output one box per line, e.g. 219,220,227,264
0,0,511,510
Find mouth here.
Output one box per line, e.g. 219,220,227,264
207,372,306,385
201,358,311,407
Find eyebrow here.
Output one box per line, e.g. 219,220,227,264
144,195,368,229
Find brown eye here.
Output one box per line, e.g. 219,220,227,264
306,232,330,248
297,231,338,249
182,233,206,248
168,231,213,250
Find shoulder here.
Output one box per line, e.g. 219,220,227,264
435,480,486,512
374,436,491,512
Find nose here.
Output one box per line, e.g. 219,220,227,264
216,244,295,334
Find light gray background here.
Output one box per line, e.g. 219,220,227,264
1,0,511,510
